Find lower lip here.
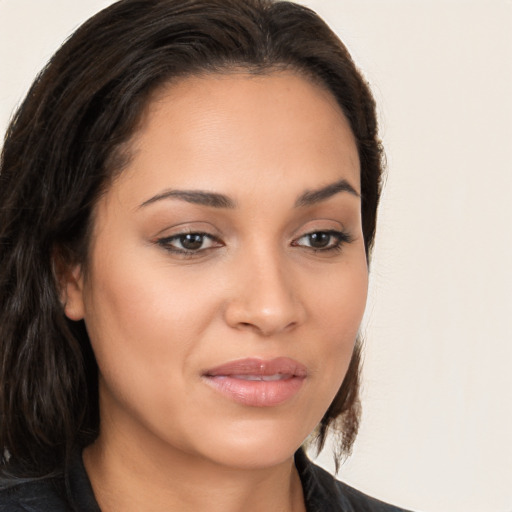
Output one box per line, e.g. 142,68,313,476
203,375,305,407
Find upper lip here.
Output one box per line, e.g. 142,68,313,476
204,357,308,378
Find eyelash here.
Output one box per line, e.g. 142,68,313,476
155,229,352,257
156,232,222,257
291,230,353,253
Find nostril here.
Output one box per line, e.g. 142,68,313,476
223,281,306,336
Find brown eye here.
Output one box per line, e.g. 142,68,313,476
292,230,351,253
157,232,222,254
179,233,205,250
307,232,331,249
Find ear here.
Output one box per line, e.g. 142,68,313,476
53,249,86,321
62,264,86,321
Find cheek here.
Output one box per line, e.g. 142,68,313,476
320,262,367,369
80,258,223,446
297,250,368,415
310,254,368,341
81,249,219,394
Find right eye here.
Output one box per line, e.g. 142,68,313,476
156,232,223,255
291,229,352,253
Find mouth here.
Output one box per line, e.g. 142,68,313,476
202,357,307,407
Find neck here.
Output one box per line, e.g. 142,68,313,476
83,431,306,512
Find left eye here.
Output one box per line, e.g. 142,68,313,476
157,233,221,253
292,230,349,251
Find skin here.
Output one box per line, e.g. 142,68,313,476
64,71,368,512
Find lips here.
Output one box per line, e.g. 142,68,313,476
202,357,307,407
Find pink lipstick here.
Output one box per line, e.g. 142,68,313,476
202,357,307,407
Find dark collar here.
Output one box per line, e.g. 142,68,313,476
65,448,101,512
294,448,353,512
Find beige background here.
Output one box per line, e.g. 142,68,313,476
1,1,511,511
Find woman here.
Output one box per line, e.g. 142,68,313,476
0,0,410,510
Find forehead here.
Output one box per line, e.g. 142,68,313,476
108,71,360,207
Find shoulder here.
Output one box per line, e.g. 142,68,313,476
295,449,414,512
0,477,70,512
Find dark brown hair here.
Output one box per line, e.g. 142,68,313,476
0,0,383,478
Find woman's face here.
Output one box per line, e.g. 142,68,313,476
65,72,368,469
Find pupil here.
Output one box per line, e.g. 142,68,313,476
309,232,330,248
181,234,203,250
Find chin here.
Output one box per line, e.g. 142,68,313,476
189,419,310,471
207,443,300,471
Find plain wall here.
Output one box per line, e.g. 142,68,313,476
1,1,511,511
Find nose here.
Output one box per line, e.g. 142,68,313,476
223,247,306,337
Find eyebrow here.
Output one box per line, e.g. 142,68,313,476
138,178,359,210
294,179,360,207
138,189,236,209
